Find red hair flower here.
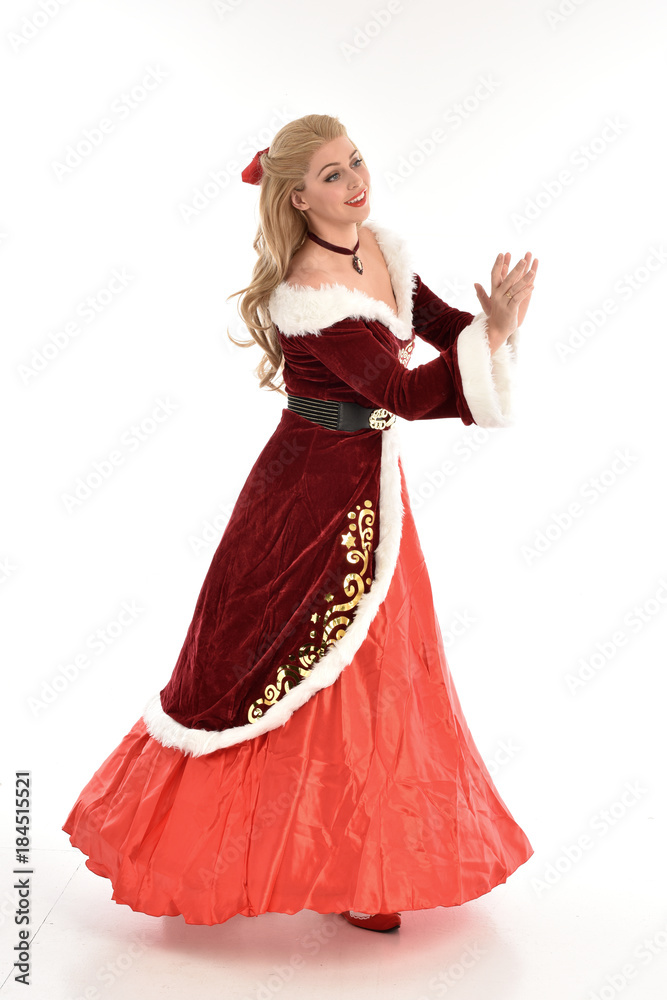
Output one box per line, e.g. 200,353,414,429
241,146,270,185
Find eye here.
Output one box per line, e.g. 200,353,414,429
325,157,364,182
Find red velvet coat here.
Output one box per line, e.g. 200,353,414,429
143,219,518,756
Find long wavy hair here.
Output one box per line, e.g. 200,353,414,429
226,114,357,397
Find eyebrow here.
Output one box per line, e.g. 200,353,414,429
316,149,360,177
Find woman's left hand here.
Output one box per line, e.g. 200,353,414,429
474,252,539,349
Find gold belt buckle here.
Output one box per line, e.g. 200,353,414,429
368,408,396,430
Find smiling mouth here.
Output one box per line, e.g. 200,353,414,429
345,189,367,206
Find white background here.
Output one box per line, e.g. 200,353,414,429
1,0,666,997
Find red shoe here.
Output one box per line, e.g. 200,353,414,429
340,910,401,932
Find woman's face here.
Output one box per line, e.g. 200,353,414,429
291,135,371,230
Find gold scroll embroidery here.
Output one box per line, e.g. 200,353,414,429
248,499,376,723
398,339,415,367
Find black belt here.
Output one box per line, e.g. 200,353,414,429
287,394,396,431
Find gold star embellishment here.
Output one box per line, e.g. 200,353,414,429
341,531,356,549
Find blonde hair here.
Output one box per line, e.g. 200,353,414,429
226,113,356,396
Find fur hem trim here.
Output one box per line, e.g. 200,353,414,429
142,425,405,756
267,218,416,341
456,313,518,428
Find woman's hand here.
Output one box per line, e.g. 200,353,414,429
473,252,538,354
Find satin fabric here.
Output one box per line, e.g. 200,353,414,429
62,458,533,925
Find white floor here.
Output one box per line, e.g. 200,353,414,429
1,817,665,1000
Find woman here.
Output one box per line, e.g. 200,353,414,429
63,113,538,934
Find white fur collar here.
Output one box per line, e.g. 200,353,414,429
268,218,416,341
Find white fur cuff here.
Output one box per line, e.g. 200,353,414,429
455,312,519,428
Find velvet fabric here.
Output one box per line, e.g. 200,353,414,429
157,267,479,743
159,406,385,732
275,272,477,422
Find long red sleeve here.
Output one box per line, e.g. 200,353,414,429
285,317,475,424
411,274,476,353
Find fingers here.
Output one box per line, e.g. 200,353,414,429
524,253,539,277
515,272,535,296
494,252,530,284
492,252,538,308
508,275,535,304
502,270,536,313
499,254,538,293
492,251,517,279
508,257,529,281
521,254,538,279
485,252,537,330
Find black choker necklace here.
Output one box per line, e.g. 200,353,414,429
306,231,364,274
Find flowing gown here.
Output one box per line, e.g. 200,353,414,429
62,218,533,924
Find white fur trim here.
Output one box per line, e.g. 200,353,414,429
456,312,518,428
268,218,416,342
142,424,406,756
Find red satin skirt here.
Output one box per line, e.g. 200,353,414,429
62,463,533,925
